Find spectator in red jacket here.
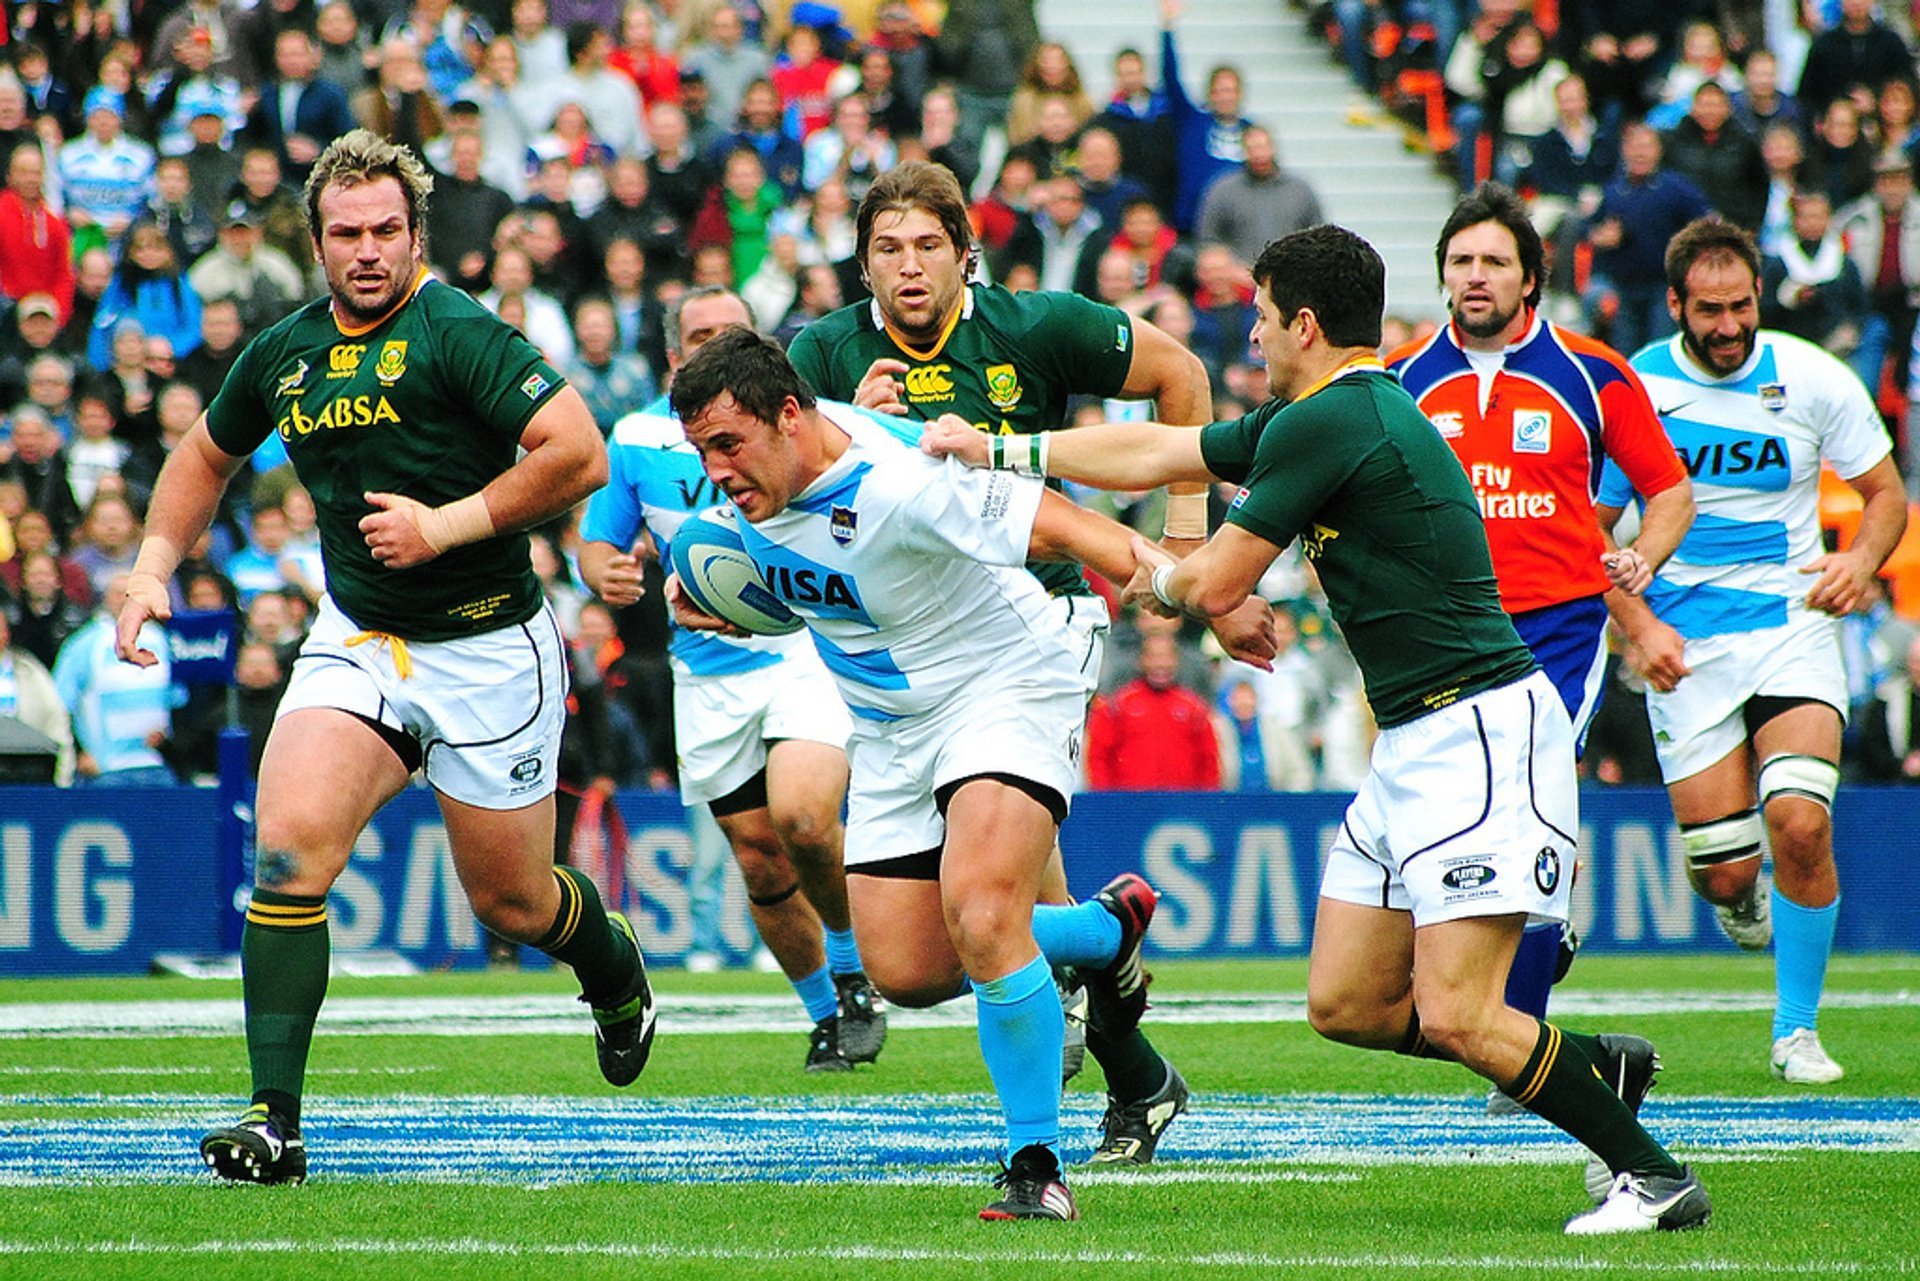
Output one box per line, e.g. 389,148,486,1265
1086,631,1220,790
0,146,74,323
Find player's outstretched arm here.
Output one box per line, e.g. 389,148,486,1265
1028,488,1143,588
1803,455,1909,616
117,416,247,667
921,416,1216,489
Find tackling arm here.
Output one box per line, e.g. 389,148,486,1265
921,415,1217,489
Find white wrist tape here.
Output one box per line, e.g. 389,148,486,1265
417,493,496,554
1151,563,1182,611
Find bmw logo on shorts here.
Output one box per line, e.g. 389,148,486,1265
1535,847,1561,894
509,756,543,784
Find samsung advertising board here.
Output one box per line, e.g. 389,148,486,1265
2,788,1917,976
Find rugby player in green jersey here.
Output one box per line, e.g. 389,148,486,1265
923,224,1711,1236
115,130,656,1185
790,161,1276,1165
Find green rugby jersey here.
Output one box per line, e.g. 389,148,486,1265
789,284,1136,596
1199,365,1536,727
205,274,565,640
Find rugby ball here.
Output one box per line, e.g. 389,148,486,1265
668,505,805,635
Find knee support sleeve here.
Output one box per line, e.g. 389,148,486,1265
1758,753,1840,813
1680,809,1765,881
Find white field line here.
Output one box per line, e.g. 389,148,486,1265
2,989,1915,1039
0,1239,1903,1273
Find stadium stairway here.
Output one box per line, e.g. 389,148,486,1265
1038,0,1457,323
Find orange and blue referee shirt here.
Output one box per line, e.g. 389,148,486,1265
1388,311,1688,615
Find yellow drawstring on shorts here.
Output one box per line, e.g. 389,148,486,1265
344,630,413,680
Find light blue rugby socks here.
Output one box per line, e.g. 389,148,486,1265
972,953,1065,1162
793,964,840,1024
1772,887,1839,1040
824,926,863,976
1031,900,1121,968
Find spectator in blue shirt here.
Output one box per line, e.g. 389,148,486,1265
1156,0,1252,232
1582,120,1712,354
87,223,202,372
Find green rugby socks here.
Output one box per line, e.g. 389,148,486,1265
242,888,331,1125
1508,1021,1682,1179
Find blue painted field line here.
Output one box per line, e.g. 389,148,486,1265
1,1093,1914,1186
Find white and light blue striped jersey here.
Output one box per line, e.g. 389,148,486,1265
581,395,810,679
56,134,156,228
1598,331,1891,639
50,615,175,774
740,403,1067,723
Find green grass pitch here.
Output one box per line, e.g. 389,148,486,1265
1,953,1916,1280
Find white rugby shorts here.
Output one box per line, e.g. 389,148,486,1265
1645,609,1847,783
674,646,852,805
842,673,1085,868
1048,592,1110,702
1320,670,1579,928
277,595,567,810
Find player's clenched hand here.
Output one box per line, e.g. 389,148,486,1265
1621,618,1691,693
1209,596,1278,671
360,492,440,569
1602,547,1652,595
919,414,990,466
1799,550,1880,617
597,552,647,606
854,358,911,415
665,572,747,638
114,572,172,667
1121,535,1181,619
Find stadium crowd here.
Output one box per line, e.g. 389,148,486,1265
3,0,1920,799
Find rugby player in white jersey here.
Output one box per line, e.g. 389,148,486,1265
668,326,1201,1222
579,287,885,1071
1600,217,1908,1085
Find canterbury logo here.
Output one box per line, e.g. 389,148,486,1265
328,343,365,377
904,364,954,398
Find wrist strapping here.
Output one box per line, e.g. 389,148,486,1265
417,493,496,555
130,536,183,586
1151,563,1182,611
1163,491,1208,540
987,431,1050,477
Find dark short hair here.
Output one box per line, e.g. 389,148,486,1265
1252,224,1383,349
670,326,816,427
565,21,599,64
1664,216,1761,300
1436,181,1545,309
855,160,974,272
